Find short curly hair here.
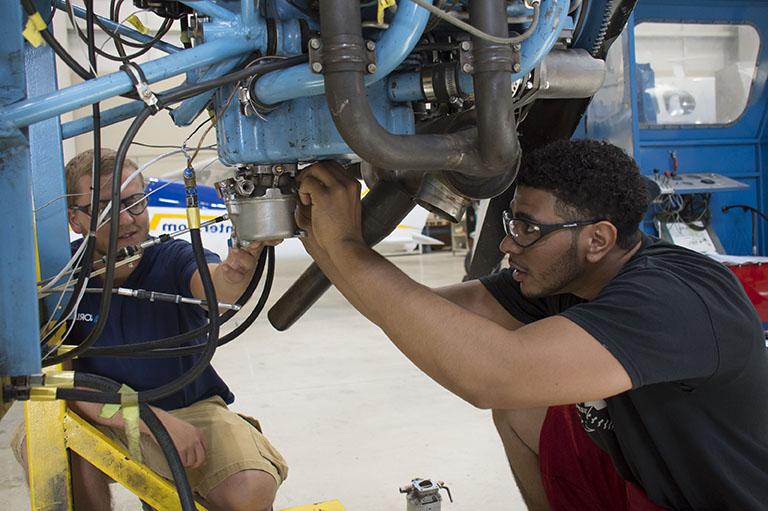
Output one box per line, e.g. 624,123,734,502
516,139,647,249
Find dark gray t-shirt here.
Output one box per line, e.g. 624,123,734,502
480,235,768,510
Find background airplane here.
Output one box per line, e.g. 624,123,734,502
142,178,443,260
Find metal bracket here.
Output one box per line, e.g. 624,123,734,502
121,62,159,112
307,38,378,74
458,40,474,74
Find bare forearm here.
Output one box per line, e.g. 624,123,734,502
210,262,255,305
324,241,518,406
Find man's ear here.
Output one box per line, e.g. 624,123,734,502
68,208,84,235
584,221,618,263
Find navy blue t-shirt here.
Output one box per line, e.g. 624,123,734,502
71,238,234,411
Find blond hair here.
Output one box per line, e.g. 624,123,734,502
65,148,140,207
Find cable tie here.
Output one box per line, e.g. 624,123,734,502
121,62,159,113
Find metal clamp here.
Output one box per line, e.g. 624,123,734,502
307,37,378,74
458,40,474,74
121,62,159,112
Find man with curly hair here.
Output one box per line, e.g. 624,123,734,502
296,139,768,510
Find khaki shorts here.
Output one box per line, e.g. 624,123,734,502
11,396,288,498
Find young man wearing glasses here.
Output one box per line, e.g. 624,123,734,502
295,139,768,510
14,149,288,511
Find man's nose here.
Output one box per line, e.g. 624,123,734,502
499,234,523,255
118,205,135,225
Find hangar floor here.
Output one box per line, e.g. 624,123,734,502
0,251,525,511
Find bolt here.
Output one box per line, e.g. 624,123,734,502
512,43,521,52
311,62,323,73
309,38,321,50
274,165,285,174
366,40,376,51
367,63,377,74
462,63,473,74
513,63,521,72
460,41,471,51
566,38,572,45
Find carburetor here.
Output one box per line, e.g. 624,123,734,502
215,163,299,246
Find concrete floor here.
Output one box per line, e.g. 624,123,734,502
0,251,525,511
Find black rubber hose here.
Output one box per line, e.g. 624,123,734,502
20,0,94,81
120,245,275,358
52,228,219,404
40,1,102,349
43,108,152,366
319,0,518,176
268,180,415,331
81,246,268,356
69,372,196,511
91,15,174,62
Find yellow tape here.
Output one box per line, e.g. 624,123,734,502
121,386,142,463
22,12,47,48
98,384,142,462
126,14,150,35
44,371,75,388
186,207,201,229
29,387,57,401
377,0,397,24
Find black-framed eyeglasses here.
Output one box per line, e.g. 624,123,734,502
502,210,602,248
71,193,148,219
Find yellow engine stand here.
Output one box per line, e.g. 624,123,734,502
25,393,345,511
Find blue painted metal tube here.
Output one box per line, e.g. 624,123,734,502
179,0,238,21
0,5,41,376
54,0,181,54
62,101,144,139
254,0,431,105
1,37,258,128
388,0,569,102
241,0,258,26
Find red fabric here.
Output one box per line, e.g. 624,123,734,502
727,262,768,326
539,405,668,511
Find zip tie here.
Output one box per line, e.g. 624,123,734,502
22,12,47,48
121,62,159,113
100,384,142,463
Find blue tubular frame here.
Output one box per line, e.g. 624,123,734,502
253,0,431,105
1,36,260,129
54,0,182,54
0,6,42,376
386,0,571,103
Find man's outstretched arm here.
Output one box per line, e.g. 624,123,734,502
296,162,631,409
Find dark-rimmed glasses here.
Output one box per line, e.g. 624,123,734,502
71,193,148,219
502,210,602,248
